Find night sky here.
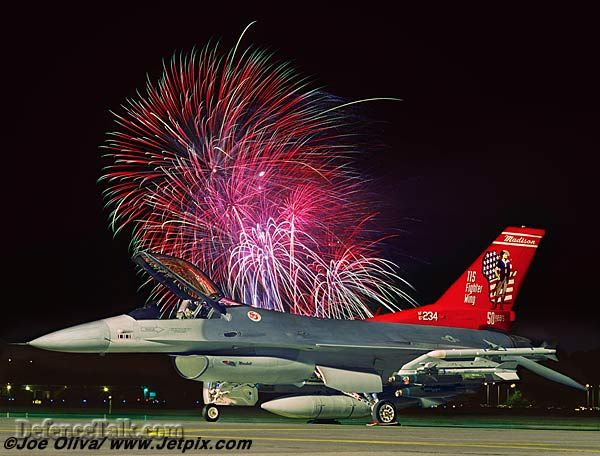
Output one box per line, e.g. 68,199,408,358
2,4,598,387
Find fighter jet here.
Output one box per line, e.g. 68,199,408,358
28,226,584,423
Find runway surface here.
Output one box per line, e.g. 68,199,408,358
1,417,598,455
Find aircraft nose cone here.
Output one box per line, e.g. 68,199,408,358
29,320,110,353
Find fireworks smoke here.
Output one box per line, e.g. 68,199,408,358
101,27,416,318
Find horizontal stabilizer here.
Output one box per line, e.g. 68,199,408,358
514,356,586,391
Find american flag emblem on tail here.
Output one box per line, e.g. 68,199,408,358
482,250,517,304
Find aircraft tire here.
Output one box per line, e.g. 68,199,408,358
202,404,220,422
372,400,397,424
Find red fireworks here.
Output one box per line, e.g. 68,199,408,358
101,31,415,318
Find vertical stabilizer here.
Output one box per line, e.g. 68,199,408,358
369,227,545,331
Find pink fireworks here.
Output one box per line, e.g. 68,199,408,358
101,33,415,318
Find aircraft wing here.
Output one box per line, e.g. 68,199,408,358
394,346,585,391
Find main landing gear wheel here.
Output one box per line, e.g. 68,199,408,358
202,404,220,422
372,400,397,424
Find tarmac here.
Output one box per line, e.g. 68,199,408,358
0,413,598,455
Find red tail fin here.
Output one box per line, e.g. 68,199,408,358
369,226,545,331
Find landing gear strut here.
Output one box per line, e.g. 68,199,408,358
202,403,220,422
200,381,259,421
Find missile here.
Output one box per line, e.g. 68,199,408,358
261,395,371,419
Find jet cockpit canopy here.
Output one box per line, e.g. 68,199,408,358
133,252,240,317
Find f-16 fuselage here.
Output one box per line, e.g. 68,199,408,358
29,305,524,377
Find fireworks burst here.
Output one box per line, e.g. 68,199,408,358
101,26,416,318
